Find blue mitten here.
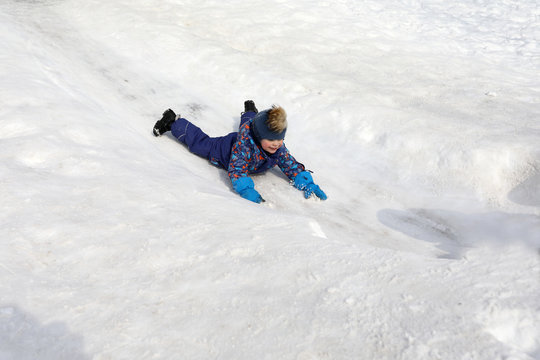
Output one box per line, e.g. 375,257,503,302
293,171,327,200
232,177,263,203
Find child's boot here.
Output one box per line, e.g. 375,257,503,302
243,100,258,114
153,109,177,136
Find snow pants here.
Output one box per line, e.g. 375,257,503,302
170,111,255,169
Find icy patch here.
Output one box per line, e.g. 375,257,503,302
309,220,327,239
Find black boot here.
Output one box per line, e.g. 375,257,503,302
243,100,258,114
153,109,176,136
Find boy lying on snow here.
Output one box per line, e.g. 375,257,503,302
152,100,327,203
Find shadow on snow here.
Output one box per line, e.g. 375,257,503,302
0,305,89,360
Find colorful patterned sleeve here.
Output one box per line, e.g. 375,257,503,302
277,145,306,181
227,128,253,181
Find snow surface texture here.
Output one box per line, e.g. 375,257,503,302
1,0,539,359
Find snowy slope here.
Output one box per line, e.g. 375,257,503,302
1,0,539,359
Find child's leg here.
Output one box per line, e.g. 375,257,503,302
239,111,257,129
171,117,237,168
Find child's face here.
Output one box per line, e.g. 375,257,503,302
260,139,283,154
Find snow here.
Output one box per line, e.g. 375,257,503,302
0,0,539,359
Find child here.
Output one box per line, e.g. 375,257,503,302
152,100,327,203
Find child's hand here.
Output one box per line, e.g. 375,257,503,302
240,188,264,203
293,171,327,200
232,177,263,204
302,183,327,200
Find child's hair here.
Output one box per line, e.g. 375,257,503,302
267,105,287,133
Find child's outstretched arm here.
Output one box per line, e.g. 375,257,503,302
228,136,264,203
277,146,327,200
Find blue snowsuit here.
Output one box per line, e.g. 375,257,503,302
170,111,305,190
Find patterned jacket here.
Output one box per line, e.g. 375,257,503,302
228,119,305,183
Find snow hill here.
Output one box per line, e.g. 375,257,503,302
1,0,539,359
